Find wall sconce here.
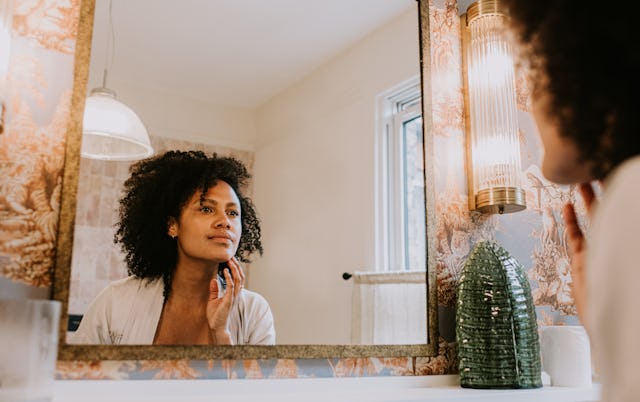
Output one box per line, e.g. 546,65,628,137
0,0,13,135
461,0,525,214
81,0,153,161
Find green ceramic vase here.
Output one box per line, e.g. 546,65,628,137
456,240,542,389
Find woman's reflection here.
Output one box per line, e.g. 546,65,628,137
71,151,275,345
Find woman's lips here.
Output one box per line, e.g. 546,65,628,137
208,235,232,242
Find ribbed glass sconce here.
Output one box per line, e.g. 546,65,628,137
462,0,525,214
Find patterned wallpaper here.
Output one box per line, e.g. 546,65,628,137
0,0,585,380
0,0,79,287
428,0,587,328
56,354,457,380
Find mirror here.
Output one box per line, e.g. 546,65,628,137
53,0,438,359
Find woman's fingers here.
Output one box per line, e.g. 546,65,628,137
578,182,596,214
206,269,234,343
222,267,234,300
563,203,584,255
209,275,219,301
228,258,245,297
234,257,246,284
559,183,596,327
563,181,598,256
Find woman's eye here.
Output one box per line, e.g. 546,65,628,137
200,206,214,214
227,210,239,217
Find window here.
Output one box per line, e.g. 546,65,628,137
375,77,426,272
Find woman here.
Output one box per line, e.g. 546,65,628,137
503,1,639,400
72,150,275,345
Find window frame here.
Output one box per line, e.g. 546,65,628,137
375,76,424,273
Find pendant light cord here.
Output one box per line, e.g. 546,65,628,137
102,0,116,88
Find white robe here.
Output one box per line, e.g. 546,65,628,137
70,276,275,345
586,155,640,402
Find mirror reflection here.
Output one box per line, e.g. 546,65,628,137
67,0,425,346
71,151,276,345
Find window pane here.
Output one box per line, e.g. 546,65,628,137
403,116,426,271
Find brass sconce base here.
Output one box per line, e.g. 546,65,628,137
475,187,526,214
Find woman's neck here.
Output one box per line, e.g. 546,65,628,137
169,259,216,303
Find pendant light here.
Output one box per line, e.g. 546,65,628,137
81,0,153,161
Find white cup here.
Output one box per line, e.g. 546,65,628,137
0,298,61,402
540,325,592,387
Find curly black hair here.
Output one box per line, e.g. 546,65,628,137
114,150,263,299
503,0,640,179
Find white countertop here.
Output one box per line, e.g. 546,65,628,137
53,375,601,402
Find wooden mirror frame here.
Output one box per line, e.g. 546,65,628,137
52,0,438,360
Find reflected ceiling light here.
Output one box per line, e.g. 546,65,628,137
0,0,14,135
82,85,153,161
81,0,153,161
462,0,525,214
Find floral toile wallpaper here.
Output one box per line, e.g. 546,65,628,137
427,0,588,329
0,0,80,287
56,353,456,380
2,0,585,380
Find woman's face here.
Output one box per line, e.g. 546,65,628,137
530,75,593,184
169,181,242,265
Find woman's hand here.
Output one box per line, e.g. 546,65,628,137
562,182,596,326
206,257,245,344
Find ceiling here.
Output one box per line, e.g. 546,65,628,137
87,0,417,109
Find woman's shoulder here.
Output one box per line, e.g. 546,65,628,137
595,155,640,220
606,155,640,191
107,276,163,295
240,289,270,309
591,155,640,238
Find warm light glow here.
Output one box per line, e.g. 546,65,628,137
472,135,517,188
0,0,13,134
465,3,524,213
81,89,153,161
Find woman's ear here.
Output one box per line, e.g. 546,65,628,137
167,217,178,239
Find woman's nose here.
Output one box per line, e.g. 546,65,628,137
213,212,231,228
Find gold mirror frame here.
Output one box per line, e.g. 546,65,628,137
52,0,438,360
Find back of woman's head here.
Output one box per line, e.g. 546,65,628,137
504,0,640,178
114,150,263,294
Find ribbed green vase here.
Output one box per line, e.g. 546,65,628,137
456,240,542,389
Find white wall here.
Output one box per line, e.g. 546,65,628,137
250,7,420,344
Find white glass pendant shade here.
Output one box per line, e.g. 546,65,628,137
465,0,525,214
81,88,153,161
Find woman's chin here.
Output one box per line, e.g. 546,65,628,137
541,160,593,185
211,252,234,263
